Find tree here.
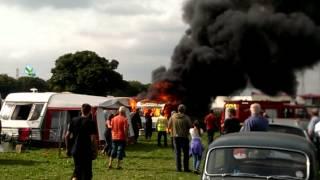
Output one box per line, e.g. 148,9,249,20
0,74,17,98
111,80,149,97
16,76,49,92
129,81,149,92
49,50,123,96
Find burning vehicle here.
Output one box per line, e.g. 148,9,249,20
136,100,166,130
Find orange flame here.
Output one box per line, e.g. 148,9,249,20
150,81,180,103
129,98,137,111
147,80,182,118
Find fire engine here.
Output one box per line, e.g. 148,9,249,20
220,95,310,131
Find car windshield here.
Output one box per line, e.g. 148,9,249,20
206,147,308,179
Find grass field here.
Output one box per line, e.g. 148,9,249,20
0,133,207,180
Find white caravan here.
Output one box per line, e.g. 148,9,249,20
0,92,134,144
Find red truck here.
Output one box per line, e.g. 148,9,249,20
220,97,309,131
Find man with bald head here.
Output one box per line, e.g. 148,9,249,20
241,103,269,132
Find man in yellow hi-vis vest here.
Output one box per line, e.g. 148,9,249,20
156,111,168,147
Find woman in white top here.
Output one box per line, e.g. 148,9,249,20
189,120,204,174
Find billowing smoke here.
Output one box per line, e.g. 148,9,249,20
149,0,320,116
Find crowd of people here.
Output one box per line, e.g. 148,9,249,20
65,102,320,180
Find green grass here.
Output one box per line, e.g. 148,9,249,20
0,133,207,180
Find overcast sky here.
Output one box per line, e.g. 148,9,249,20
0,0,319,94
0,0,187,84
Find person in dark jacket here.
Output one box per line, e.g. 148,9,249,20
103,114,114,156
65,103,97,180
131,108,142,143
223,108,241,134
145,109,153,140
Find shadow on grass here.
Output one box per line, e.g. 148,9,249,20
116,166,175,173
126,142,161,152
0,159,45,166
128,155,172,160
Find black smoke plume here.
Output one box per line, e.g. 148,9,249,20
149,0,320,116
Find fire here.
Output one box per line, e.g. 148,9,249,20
150,81,180,103
145,80,182,118
129,98,137,111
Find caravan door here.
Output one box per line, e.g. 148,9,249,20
47,111,68,142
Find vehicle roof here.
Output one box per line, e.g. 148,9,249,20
5,92,57,102
209,132,316,155
48,94,132,108
268,123,308,138
269,123,304,129
228,95,293,102
47,93,108,108
136,101,165,108
4,92,132,109
98,97,132,108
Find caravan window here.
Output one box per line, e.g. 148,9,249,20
11,104,33,120
0,103,15,120
7,103,45,121
29,104,44,120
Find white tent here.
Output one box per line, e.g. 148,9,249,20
96,97,135,141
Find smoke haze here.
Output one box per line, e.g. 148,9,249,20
149,0,320,115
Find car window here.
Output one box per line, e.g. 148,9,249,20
206,147,307,179
269,125,306,138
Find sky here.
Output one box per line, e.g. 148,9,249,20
0,0,319,94
0,0,187,84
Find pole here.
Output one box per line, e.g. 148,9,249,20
58,112,63,158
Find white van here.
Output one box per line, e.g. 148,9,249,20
136,101,165,130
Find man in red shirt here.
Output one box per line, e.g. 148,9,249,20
204,110,218,145
108,106,129,169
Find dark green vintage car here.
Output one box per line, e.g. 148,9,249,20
202,132,318,180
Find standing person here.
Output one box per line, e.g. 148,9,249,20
241,103,269,132
0,115,2,144
131,108,142,144
103,114,114,157
189,120,204,174
108,106,129,169
204,110,218,145
308,109,320,149
156,110,168,147
168,104,192,172
223,108,241,134
169,110,176,150
65,103,98,180
144,109,153,140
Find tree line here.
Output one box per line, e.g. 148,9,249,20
0,51,149,99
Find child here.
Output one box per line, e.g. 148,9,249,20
189,120,204,174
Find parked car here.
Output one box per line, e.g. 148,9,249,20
202,132,318,180
268,123,310,140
